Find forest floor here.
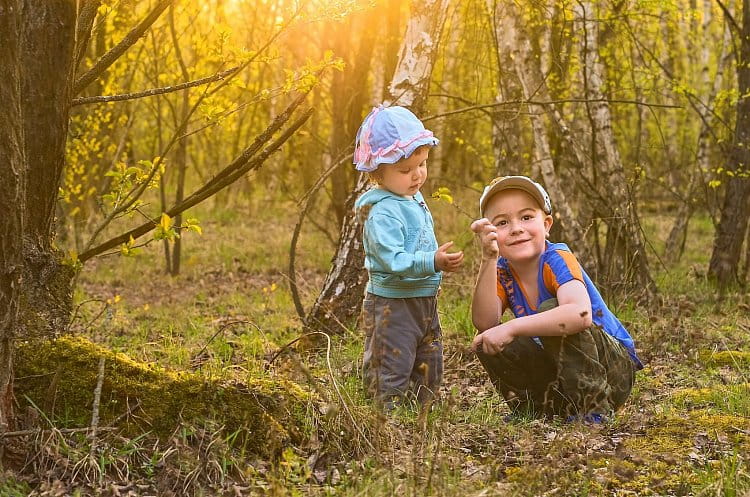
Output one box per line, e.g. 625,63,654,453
2,204,749,496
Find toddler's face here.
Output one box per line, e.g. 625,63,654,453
483,189,553,264
377,147,429,197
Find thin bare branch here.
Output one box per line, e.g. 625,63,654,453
74,0,102,72
71,66,240,106
422,97,682,122
715,0,741,36
74,0,173,95
289,152,352,319
78,102,313,262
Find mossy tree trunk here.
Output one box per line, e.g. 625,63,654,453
0,0,77,432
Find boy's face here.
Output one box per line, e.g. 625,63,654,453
376,146,429,197
483,189,553,265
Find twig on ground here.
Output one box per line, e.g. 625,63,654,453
190,320,263,370
89,357,106,455
268,331,376,452
1,427,116,438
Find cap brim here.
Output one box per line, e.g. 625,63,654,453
479,177,550,215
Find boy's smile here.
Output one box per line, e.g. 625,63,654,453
484,189,553,264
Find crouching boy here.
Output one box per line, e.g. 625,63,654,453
470,176,643,422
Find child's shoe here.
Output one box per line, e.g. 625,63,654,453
565,413,608,424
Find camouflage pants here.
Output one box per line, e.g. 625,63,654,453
476,299,636,418
361,293,443,409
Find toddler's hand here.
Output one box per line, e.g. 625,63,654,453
435,241,464,272
470,218,499,260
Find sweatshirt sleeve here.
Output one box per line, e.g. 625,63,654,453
364,213,436,277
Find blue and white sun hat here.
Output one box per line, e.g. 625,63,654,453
353,104,439,172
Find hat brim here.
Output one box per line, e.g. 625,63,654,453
354,136,439,172
479,177,551,215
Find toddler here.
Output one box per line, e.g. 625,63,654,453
353,105,463,410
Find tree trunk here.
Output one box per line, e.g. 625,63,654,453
575,1,656,299
0,0,77,434
708,0,750,288
666,0,731,262
327,19,355,226
327,8,378,227
497,1,593,269
21,0,77,337
487,1,523,177
709,14,750,284
305,0,450,333
387,0,450,110
168,5,189,276
0,0,26,432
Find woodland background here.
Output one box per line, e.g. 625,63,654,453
0,0,749,495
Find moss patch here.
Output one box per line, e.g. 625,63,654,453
15,335,312,456
612,410,750,494
671,383,750,416
700,350,750,369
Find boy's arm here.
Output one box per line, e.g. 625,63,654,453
473,279,593,355
471,258,502,331
470,218,503,331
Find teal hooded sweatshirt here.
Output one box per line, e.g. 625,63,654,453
355,188,441,298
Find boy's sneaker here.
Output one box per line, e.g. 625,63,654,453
565,413,608,424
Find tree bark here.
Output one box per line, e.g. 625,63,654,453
0,0,26,433
387,0,450,110
20,0,77,338
575,1,656,298
486,1,523,177
0,0,77,434
497,1,593,269
305,0,450,333
708,0,750,287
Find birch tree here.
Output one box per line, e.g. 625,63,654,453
574,0,656,298
491,1,593,268
305,0,451,333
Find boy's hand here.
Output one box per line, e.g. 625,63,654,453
435,241,464,272
470,218,499,260
472,323,515,355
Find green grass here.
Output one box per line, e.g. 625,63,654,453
20,202,745,495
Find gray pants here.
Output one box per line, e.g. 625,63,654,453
361,293,443,409
476,299,637,418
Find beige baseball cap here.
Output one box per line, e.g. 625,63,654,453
479,175,552,216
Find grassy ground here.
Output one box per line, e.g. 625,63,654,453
5,197,749,496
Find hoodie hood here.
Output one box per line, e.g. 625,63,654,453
355,187,423,210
